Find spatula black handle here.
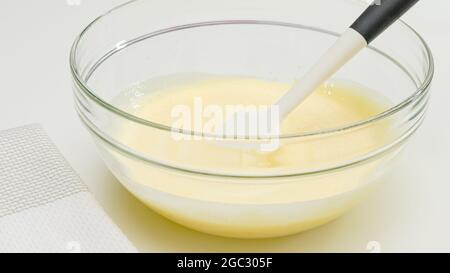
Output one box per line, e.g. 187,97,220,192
350,0,419,44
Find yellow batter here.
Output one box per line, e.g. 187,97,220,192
104,75,394,238
116,75,389,175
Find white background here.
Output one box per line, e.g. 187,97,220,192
1,0,449,252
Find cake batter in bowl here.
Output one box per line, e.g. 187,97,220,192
70,0,433,238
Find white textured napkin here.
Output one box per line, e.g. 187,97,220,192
0,124,137,253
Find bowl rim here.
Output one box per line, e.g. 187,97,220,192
78,107,425,179
69,1,434,141
69,0,434,179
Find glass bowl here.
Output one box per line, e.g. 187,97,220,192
70,0,433,239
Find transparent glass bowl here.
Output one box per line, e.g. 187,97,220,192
70,0,433,238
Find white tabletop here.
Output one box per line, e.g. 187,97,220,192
1,0,449,253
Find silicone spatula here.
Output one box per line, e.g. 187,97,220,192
276,0,420,120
